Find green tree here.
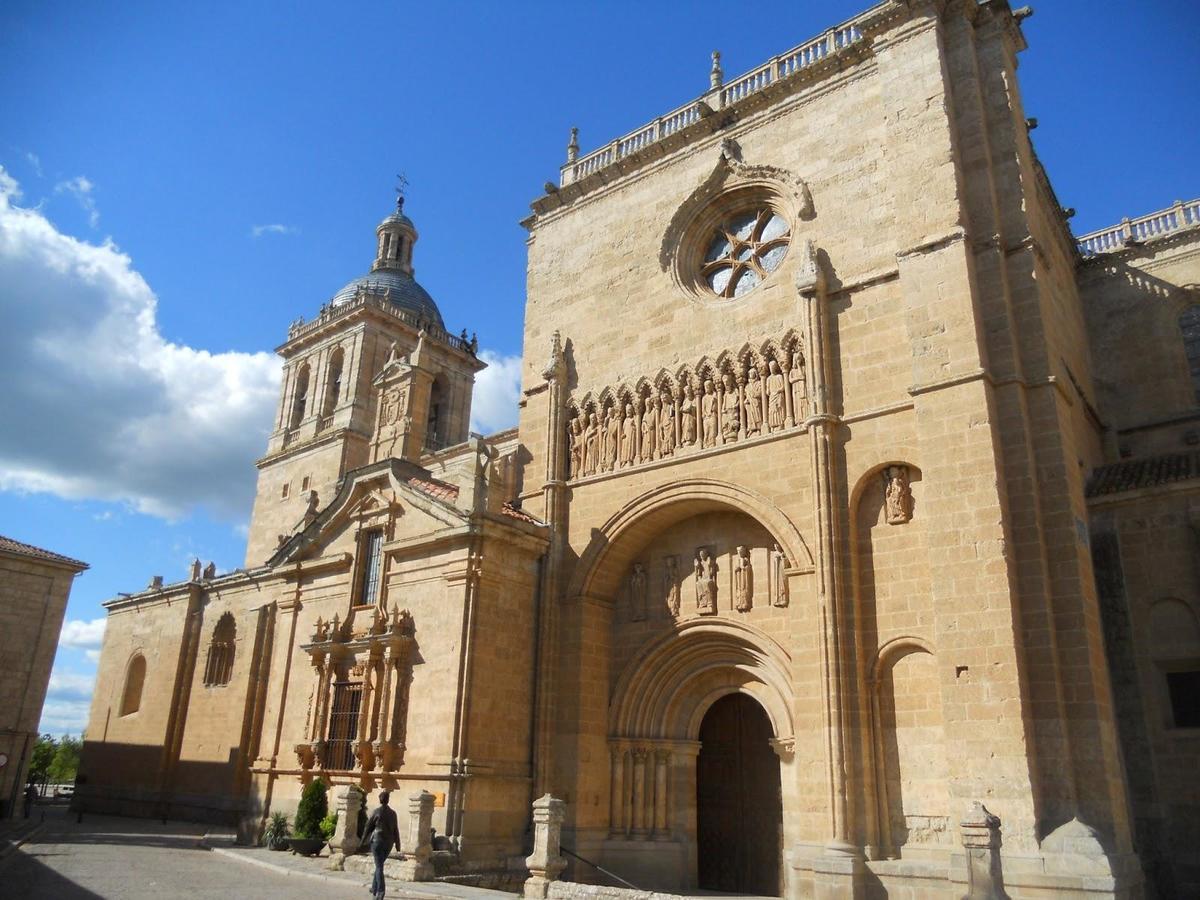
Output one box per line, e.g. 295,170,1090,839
28,734,56,785
48,735,81,784
294,778,329,839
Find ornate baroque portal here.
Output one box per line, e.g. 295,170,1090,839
296,604,416,776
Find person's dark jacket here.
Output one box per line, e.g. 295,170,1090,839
362,803,400,853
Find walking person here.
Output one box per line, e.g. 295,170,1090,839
23,783,37,819
361,790,400,900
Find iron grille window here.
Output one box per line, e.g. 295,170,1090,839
327,681,362,770
359,529,384,606
203,613,236,686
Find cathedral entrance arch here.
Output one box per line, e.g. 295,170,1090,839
697,693,782,896
606,619,793,893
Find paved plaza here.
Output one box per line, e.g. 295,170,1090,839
1,805,368,899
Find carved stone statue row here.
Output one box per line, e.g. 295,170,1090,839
626,544,789,622
567,348,809,480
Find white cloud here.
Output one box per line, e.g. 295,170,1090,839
0,167,282,520
25,151,43,178
85,649,101,664
0,167,21,202
39,665,97,735
60,617,106,649
470,351,522,435
54,175,99,228
47,669,95,701
251,223,298,238
39,699,92,737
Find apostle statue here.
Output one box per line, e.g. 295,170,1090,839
583,412,600,476
734,546,753,612
630,563,648,621
745,367,764,435
679,384,698,446
568,416,583,479
721,373,741,442
701,379,719,448
658,392,675,457
605,406,620,472
620,403,638,468
790,350,808,421
663,555,680,617
695,548,718,615
640,396,658,463
766,360,786,432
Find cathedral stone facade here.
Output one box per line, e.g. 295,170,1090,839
78,2,1199,897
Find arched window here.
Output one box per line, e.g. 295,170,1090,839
203,613,236,687
425,378,445,450
121,654,146,716
291,364,310,428
1180,306,1200,402
323,349,344,417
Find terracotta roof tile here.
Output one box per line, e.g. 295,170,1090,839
1086,450,1200,498
404,475,460,502
501,502,545,526
0,535,88,569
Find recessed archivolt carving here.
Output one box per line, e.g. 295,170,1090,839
609,618,794,741
566,330,808,479
567,477,815,603
659,138,815,292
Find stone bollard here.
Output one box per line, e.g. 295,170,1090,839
396,790,435,881
326,784,366,870
960,801,1009,900
524,794,566,900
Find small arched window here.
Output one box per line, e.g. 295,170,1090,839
425,378,445,450
1179,306,1200,402
324,349,344,417
121,654,146,716
291,364,310,428
203,613,236,687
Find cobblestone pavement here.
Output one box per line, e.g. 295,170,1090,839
1,805,367,899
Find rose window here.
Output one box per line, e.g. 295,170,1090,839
701,208,791,298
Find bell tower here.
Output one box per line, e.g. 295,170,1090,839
243,194,485,566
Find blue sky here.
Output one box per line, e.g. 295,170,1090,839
2,1,1197,737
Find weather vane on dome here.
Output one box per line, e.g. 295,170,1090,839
394,173,409,212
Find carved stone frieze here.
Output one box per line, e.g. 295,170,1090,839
565,332,807,481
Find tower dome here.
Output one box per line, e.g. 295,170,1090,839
329,196,445,329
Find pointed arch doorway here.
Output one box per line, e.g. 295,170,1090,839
696,693,782,896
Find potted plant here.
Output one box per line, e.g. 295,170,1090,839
288,778,329,856
263,811,291,851
320,811,338,850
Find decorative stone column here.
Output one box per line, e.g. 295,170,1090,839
652,749,671,839
961,802,1008,900
396,790,434,881
609,744,626,836
326,784,365,870
524,794,567,900
631,748,649,837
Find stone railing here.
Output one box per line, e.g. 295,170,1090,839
286,289,477,355
1076,199,1200,257
559,9,873,187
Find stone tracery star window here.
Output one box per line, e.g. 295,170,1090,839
702,208,790,298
